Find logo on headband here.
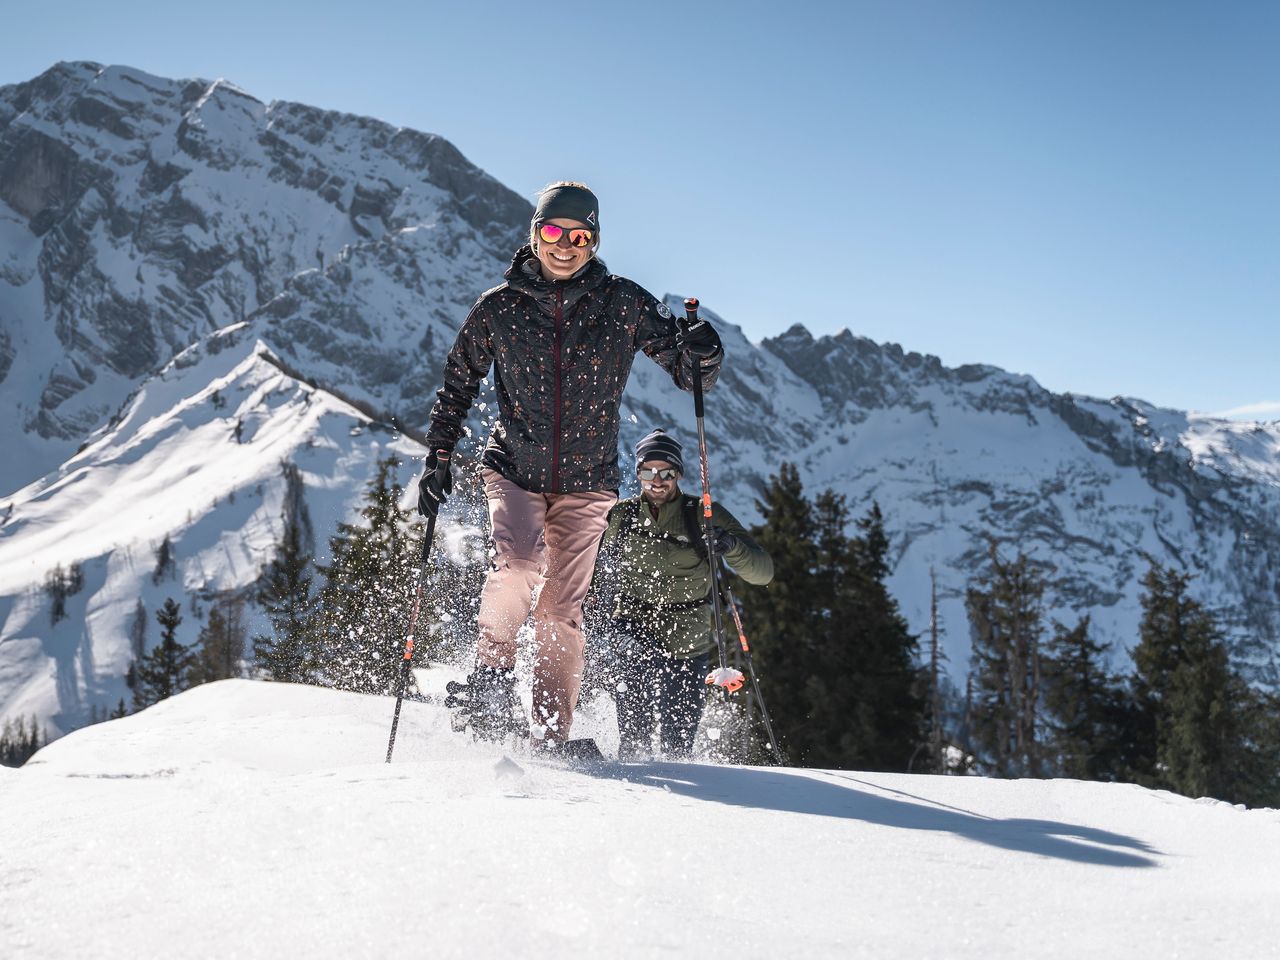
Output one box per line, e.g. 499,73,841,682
587,210,597,225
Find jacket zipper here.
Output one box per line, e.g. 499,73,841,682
551,287,563,493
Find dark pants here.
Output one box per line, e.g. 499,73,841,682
608,619,709,759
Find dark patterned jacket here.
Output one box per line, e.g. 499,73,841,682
425,246,722,493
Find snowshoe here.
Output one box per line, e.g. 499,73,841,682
532,735,606,766
444,666,529,741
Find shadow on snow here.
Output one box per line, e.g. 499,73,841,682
593,761,1159,868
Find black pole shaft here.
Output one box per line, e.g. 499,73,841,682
719,571,783,762
385,451,450,763
682,298,731,673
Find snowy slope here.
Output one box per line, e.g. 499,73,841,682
0,322,424,735
3,680,1278,960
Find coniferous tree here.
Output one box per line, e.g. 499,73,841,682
1041,616,1130,780
1131,564,1276,803
313,457,423,694
738,467,922,769
153,536,177,585
801,498,921,769
736,463,820,763
917,568,952,773
133,597,192,709
852,502,922,768
0,715,44,767
966,543,1046,777
129,599,147,660
109,698,129,719
188,595,246,686
255,508,320,683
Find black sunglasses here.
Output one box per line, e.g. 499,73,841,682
638,467,679,481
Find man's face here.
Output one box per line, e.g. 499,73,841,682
534,218,595,280
639,459,681,505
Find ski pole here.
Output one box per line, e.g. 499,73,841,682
717,568,783,762
385,449,450,763
679,297,738,693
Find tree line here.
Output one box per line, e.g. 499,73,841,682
735,461,1280,807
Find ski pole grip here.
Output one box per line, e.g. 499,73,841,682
684,297,700,325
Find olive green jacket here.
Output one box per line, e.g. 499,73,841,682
593,490,773,657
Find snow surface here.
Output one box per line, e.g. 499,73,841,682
3,680,1278,959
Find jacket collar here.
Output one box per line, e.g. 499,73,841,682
505,245,609,315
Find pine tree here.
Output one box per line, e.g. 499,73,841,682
1131,564,1276,803
109,698,129,719
798,499,921,773
966,542,1047,778
255,506,320,683
918,568,952,773
153,536,176,585
129,599,147,660
737,468,922,769
838,501,922,770
0,715,44,767
1041,616,1130,780
313,457,423,694
133,597,192,709
188,595,247,686
736,463,820,763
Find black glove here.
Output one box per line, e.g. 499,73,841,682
416,451,453,518
711,525,739,556
677,319,722,359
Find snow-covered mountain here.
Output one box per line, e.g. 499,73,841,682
0,60,525,493
3,61,1280,740
5,680,1278,959
0,320,423,731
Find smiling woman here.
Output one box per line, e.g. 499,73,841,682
417,178,725,752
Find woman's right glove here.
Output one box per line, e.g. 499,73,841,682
417,451,453,518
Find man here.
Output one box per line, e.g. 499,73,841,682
419,182,723,749
593,429,773,760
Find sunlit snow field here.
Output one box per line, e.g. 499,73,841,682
3,679,1278,959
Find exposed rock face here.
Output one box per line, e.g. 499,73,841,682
0,61,527,489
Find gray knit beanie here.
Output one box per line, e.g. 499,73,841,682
634,429,684,473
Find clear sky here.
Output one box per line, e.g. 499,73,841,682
2,0,1277,417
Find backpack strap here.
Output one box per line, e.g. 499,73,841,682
681,494,709,566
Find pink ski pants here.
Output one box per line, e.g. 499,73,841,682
475,469,615,742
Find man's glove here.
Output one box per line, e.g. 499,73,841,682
711,525,740,556
417,451,453,518
677,319,722,359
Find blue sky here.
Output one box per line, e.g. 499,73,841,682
2,0,1277,416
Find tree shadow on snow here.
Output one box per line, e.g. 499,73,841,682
597,762,1158,868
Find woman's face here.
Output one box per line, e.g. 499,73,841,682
534,218,595,280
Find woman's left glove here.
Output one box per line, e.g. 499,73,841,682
677,319,722,359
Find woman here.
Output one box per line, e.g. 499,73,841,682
419,182,723,749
